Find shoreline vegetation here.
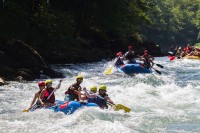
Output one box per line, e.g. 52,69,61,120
0,1,199,81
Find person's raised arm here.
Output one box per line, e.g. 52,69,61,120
83,87,96,98
55,80,62,90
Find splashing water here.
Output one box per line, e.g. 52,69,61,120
0,57,200,133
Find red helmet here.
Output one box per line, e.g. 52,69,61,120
144,50,148,53
116,52,122,56
144,53,148,56
128,46,133,50
38,81,45,86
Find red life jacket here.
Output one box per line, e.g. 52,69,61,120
64,83,80,101
43,87,55,103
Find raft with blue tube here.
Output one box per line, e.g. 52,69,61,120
118,64,152,74
24,100,98,114
24,99,131,114
47,100,98,115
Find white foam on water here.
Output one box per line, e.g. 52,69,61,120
1,57,200,132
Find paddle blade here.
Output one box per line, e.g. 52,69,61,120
22,109,29,112
105,67,113,75
156,64,164,68
155,69,161,75
113,104,131,113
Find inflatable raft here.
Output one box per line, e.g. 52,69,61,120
118,64,152,74
185,55,200,60
31,100,98,115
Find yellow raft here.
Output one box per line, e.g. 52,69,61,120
185,55,200,60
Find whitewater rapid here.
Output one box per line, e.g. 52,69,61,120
0,57,200,133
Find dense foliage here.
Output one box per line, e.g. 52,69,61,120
0,0,199,51
142,0,200,49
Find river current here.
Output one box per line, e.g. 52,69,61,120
0,57,200,133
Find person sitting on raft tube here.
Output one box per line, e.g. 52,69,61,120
185,44,192,54
175,47,182,59
114,52,124,67
27,81,46,111
168,47,176,56
96,85,114,109
140,50,154,69
39,79,62,108
77,85,98,103
193,48,200,57
83,85,114,109
82,86,98,103
64,75,83,102
124,45,136,64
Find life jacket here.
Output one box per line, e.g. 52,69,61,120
186,47,192,53
96,93,108,109
115,57,124,66
42,87,55,103
125,51,134,61
88,98,97,103
64,83,80,101
143,57,151,69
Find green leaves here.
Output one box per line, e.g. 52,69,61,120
142,0,200,48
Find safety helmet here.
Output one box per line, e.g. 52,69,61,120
76,75,83,80
178,47,181,50
116,52,122,57
144,53,148,56
45,79,52,85
38,81,45,86
90,86,97,91
144,50,148,53
99,85,107,91
128,46,133,49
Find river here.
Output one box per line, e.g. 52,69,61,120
0,57,200,133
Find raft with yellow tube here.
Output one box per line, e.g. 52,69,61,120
185,55,200,60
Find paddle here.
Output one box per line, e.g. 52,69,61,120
87,90,131,113
151,67,161,75
22,80,62,112
107,102,131,113
22,103,39,112
142,61,162,75
155,63,164,68
105,66,113,75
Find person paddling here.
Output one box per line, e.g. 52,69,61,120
64,75,83,102
39,79,62,108
124,45,136,64
175,47,182,59
113,52,124,67
84,85,113,109
140,50,154,69
26,81,45,111
83,86,98,103
96,85,114,109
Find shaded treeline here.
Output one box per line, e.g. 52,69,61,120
0,0,199,62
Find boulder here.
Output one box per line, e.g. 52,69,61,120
0,39,64,80
0,77,7,86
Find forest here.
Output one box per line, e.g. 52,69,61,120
0,0,199,63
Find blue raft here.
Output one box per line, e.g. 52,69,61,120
48,100,98,115
118,64,152,74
